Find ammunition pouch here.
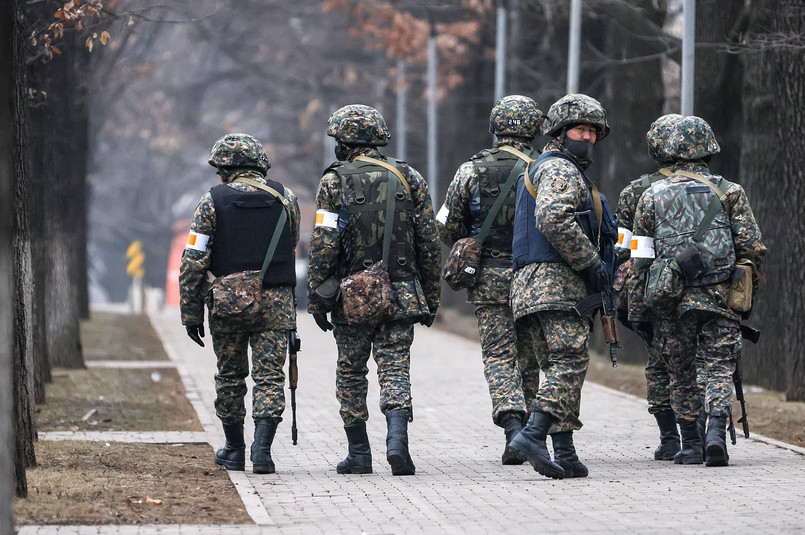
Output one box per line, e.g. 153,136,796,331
728,258,754,313
644,258,683,309
209,270,263,332
676,244,707,282
340,262,397,325
442,237,483,291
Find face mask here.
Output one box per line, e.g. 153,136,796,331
563,138,594,162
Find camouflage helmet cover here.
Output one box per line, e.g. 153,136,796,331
646,113,684,163
208,133,270,173
489,94,543,139
664,115,721,161
543,93,610,140
327,104,390,146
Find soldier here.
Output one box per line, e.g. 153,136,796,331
629,116,766,466
436,95,542,465
307,105,441,476
508,94,617,479
180,133,300,474
614,114,692,460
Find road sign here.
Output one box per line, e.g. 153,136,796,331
126,240,145,278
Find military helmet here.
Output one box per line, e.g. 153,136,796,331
646,114,684,163
489,95,542,139
664,115,720,161
208,133,270,173
327,104,390,147
542,93,610,140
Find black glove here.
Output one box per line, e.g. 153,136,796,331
632,322,653,346
186,324,205,347
313,313,333,332
580,260,610,294
420,312,436,328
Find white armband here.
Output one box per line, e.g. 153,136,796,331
436,204,449,225
616,227,633,249
314,210,339,229
630,235,655,259
185,231,209,252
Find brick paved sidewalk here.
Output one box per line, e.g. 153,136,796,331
18,307,805,534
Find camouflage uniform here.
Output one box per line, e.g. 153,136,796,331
307,105,440,476
437,95,542,428
629,116,766,466
180,133,300,473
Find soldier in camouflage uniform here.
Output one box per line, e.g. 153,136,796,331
614,114,692,461
180,133,300,474
436,95,542,465
307,105,441,476
508,94,616,480
629,116,766,467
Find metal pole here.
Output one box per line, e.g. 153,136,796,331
681,0,696,115
567,0,582,94
494,0,507,103
396,59,407,161
427,19,438,202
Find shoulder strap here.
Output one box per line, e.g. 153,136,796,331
234,177,288,206
476,146,535,244
260,186,289,280
659,168,728,243
354,155,412,196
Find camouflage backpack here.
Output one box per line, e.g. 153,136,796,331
650,172,735,287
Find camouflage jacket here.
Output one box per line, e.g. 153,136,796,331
614,168,671,266
179,170,301,330
628,162,767,322
307,147,441,322
510,140,602,320
438,138,535,305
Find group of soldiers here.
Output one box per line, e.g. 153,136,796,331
179,93,765,480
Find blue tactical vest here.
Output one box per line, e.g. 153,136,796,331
512,151,617,273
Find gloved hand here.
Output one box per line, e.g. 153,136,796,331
420,312,436,328
313,313,333,332
186,324,205,347
580,260,610,294
632,322,653,346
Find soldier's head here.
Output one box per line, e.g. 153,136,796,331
646,114,684,164
327,104,390,160
543,93,609,165
664,115,720,163
489,95,542,140
208,133,270,182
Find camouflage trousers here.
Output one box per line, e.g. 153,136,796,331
645,331,706,415
474,304,529,426
654,311,741,423
333,320,414,426
518,310,591,432
211,329,287,424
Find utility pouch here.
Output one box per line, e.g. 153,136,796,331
644,258,683,308
676,244,707,281
209,270,263,329
728,258,754,313
340,262,397,325
312,276,341,312
442,237,483,291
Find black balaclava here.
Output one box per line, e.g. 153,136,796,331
559,125,595,169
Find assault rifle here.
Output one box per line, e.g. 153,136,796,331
728,325,759,444
288,330,301,445
573,290,621,367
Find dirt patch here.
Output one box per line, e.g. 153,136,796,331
13,441,251,526
446,309,805,449
15,310,251,526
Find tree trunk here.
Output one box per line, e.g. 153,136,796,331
739,0,805,398
1,0,18,523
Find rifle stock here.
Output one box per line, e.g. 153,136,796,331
573,292,621,367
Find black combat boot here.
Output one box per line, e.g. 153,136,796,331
674,419,704,465
508,411,565,479
215,422,245,471
550,431,588,478
653,410,681,461
501,413,526,465
251,418,279,474
704,413,729,467
386,410,415,476
337,421,373,474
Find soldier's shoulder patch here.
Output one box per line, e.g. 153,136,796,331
550,177,568,192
